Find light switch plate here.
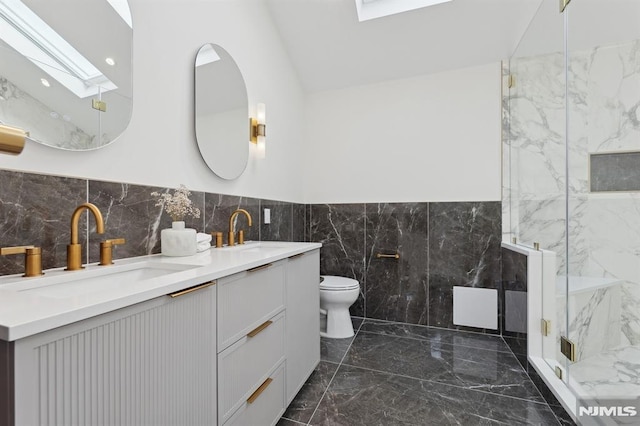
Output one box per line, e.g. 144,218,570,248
264,208,271,224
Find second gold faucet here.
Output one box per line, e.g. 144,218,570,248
67,203,104,271
228,209,252,246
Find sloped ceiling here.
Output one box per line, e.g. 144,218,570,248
265,0,542,92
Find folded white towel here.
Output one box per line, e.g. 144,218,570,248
197,241,211,252
197,232,212,244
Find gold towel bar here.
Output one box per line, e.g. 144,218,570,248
376,253,400,259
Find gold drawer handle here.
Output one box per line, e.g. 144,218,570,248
167,281,215,298
247,377,273,404
288,253,305,260
376,253,400,259
247,320,273,338
247,263,272,273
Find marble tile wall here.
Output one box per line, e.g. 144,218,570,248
309,201,502,331
0,169,301,276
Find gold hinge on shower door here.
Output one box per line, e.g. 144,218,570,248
560,0,571,13
507,74,515,88
92,99,107,112
555,366,563,380
560,336,577,362
541,319,551,336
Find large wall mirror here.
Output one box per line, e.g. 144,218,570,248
195,43,248,180
0,0,133,150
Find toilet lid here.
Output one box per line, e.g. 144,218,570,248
320,275,359,291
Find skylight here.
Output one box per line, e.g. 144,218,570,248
0,0,117,98
106,0,132,28
355,0,452,22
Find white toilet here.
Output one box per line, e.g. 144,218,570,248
319,275,360,338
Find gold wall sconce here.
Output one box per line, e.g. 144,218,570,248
250,103,266,158
0,124,27,155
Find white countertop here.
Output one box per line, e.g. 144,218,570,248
0,241,321,341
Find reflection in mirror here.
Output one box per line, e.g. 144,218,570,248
0,0,132,150
195,44,249,180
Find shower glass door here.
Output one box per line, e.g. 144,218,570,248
505,0,567,377
565,0,640,411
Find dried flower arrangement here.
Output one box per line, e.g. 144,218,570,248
151,185,201,222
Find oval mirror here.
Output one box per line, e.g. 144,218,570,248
195,43,248,180
0,0,132,150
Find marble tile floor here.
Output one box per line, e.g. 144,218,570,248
278,318,573,426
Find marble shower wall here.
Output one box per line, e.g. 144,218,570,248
0,169,304,276
504,38,640,349
309,202,502,331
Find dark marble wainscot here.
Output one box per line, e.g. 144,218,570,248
364,203,429,324
0,168,307,277
309,204,367,317
88,180,205,263
260,198,293,242
292,203,307,243
0,170,87,274
204,193,260,242
428,201,502,331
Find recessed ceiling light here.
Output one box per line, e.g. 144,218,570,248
40,78,50,87
105,57,116,66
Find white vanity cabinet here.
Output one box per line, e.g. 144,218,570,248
12,281,217,426
216,260,287,425
216,249,321,426
285,249,320,403
0,242,322,426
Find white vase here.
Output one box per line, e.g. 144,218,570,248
161,221,197,257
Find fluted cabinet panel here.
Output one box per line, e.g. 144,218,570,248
14,286,216,426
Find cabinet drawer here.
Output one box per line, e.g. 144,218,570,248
218,311,285,423
225,362,286,426
218,261,285,350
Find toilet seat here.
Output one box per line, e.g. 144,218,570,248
320,275,359,291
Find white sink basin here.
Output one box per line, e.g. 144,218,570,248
0,261,199,299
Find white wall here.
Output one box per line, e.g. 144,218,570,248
302,62,503,204
0,1,504,205
0,0,307,203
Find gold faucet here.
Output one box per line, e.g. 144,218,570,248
228,209,252,246
67,203,105,270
